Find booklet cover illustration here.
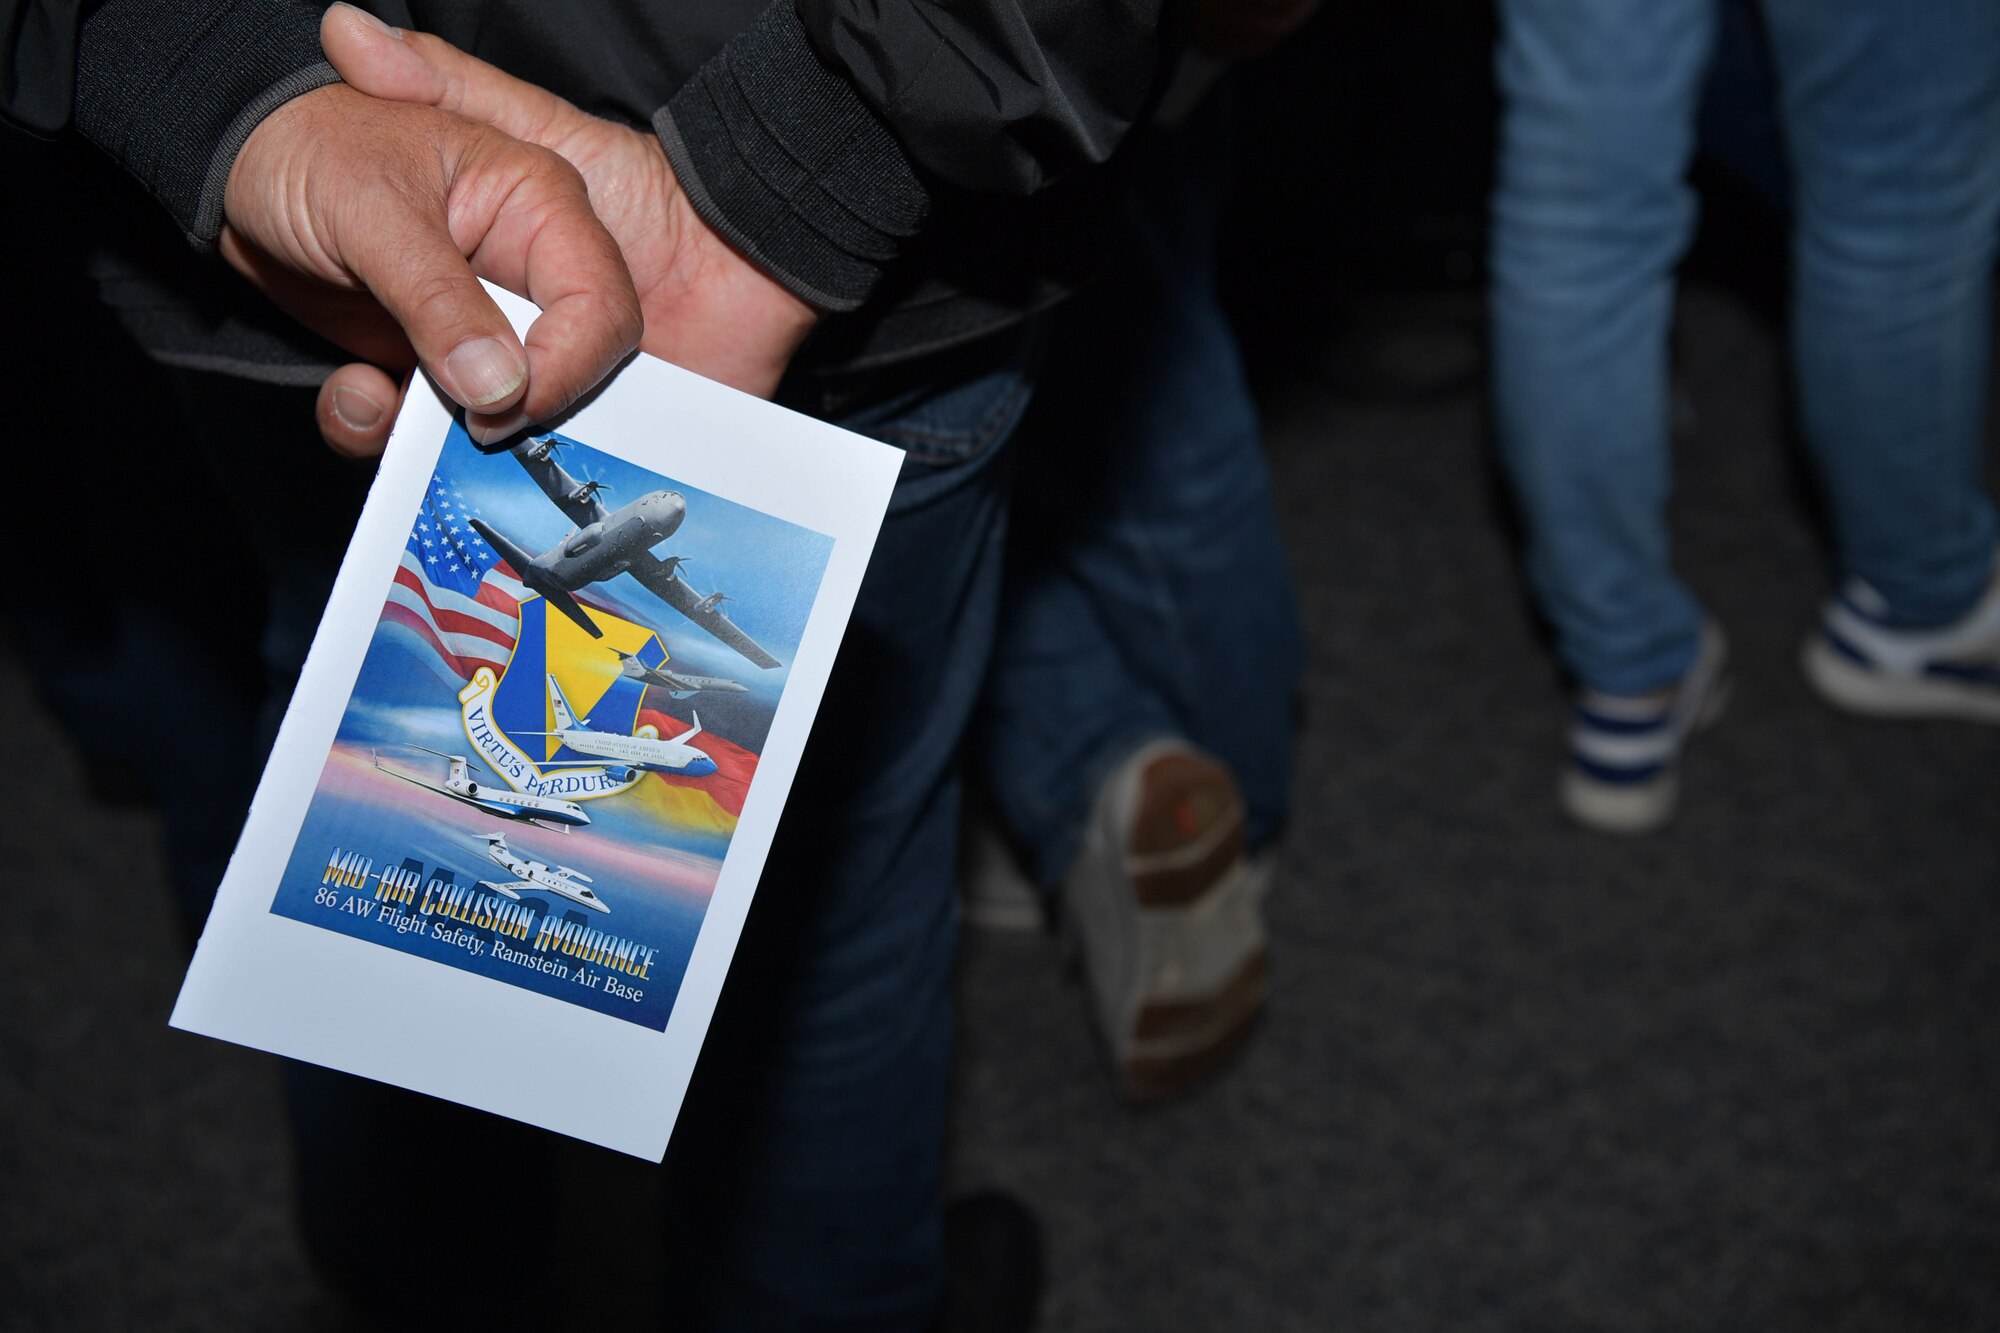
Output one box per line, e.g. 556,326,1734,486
271,421,833,1031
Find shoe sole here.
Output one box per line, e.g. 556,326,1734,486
1559,768,1680,835
1802,637,2000,723
1123,946,1268,1101
1113,853,1271,1102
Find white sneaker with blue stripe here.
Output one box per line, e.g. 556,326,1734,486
1801,562,2000,723
1560,621,1731,834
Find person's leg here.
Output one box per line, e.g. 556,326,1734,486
976,97,1303,891
1490,0,1742,833
1489,0,1717,696
968,100,1302,1096
161,371,566,1330
1762,0,2000,624
663,328,1040,1332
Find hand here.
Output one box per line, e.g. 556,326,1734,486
316,3,819,456
223,61,642,455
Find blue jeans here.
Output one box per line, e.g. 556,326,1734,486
170,325,1040,1332
1490,0,2000,693
973,98,1305,889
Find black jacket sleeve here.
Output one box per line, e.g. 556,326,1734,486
658,0,1167,313
1,0,91,134
4,0,337,246
800,0,1163,195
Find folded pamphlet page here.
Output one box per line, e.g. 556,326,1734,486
172,284,903,1160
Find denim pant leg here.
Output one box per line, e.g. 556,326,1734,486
663,330,1037,1332
159,372,568,1330
1490,0,1715,693
973,105,1305,890
1763,0,2000,625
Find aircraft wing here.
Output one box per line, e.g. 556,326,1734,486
376,765,453,800
628,558,781,669
511,443,609,528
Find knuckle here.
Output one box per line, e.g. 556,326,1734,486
614,292,644,350
519,141,590,195
400,266,478,325
402,31,459,98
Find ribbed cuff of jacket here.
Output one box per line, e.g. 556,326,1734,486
74,0,340,249
655,2,930,313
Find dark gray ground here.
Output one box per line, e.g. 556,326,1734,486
5,281,1998,1332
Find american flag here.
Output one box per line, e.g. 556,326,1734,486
383,471,525,679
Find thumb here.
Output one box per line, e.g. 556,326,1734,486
317,361,407,458
346,198,532,426
322,4,585,150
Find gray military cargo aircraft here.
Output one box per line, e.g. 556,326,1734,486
467,435,781,669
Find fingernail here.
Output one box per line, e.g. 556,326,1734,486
336,3,404,39
330,384,384,431
446,337,526,408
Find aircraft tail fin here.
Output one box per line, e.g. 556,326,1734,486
545,674,586,731
469,517,534,575
538,584,604,638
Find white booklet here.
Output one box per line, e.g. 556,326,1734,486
172,285,902,1160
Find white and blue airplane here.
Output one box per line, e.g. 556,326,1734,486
373,748,590,832
477,831,609,914
607,645,747,700
532,674,720,780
